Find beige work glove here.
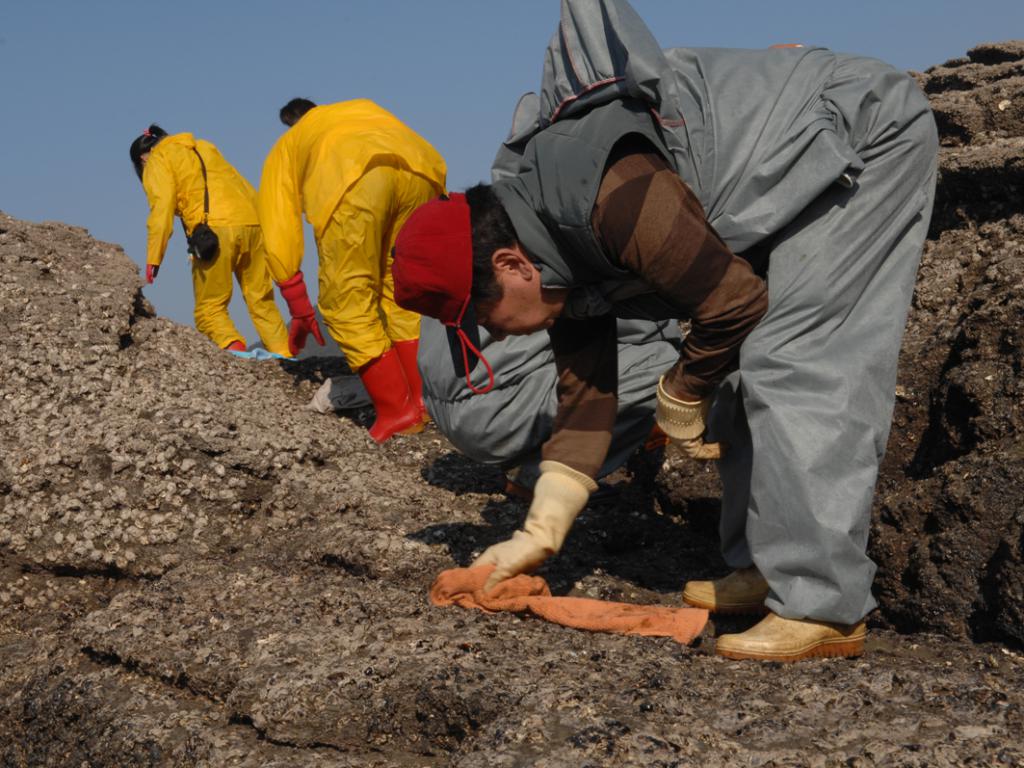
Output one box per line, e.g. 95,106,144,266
473,461,598,593
655,376,724,460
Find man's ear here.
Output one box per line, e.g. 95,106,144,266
491,244,534,280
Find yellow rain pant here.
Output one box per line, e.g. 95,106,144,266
315,165,439,371
191,224,291,356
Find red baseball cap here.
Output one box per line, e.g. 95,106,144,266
393,193,494,393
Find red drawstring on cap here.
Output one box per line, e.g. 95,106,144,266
448,295,495,394
455,327,495,394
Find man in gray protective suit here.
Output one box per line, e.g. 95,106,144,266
310,316,681,488
418,316,681,493
393,0,937,661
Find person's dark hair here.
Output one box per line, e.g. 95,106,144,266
129,124,168,180
279,97,317,127
465,183,517,304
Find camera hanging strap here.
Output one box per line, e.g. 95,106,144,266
193,147,210,225
179,145,211,241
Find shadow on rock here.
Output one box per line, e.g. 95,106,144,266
276,354,353,389
420,451,507,496
407,497,530,566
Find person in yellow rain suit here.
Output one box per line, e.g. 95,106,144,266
258,98,447,443
129,124,291,357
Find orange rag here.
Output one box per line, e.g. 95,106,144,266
429,566,708,645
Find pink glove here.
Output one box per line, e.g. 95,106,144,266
146,264,159,284
277,271,326,356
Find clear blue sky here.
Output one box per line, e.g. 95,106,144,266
2,1,1020,347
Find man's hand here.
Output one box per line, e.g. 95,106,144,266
471,461,597,593
655,376,724,461
473,530,552,593
146,264,159,284
670,436,723,460
277,271,326,356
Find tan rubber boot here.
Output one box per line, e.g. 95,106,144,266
682,567,769,614
715,613,868,662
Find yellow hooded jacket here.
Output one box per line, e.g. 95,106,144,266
142,133,259,266
257,100,447,283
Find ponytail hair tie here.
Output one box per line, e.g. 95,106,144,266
142,128,152,137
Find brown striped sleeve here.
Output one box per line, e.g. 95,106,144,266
592,139,768,401
540,314,618,479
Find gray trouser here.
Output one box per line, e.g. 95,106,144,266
421,318,681,488
709,56,939,625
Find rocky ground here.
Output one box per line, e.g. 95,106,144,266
1,42,1023,768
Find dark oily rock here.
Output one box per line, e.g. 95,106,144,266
67,559,1024,767
930,71,1024,145
862,41,1024,645
72,559,533,756
1,648,382,767
449,633,1024,767
871,45,1024,649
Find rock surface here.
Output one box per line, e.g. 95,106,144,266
870,43,1024,645
1,42,1023,767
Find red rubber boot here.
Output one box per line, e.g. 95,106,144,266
394,338,429,424
358,348,423,443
